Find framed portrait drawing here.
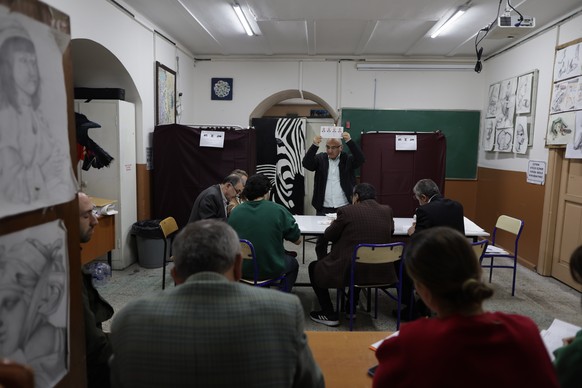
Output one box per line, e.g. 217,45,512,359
156,61,176,125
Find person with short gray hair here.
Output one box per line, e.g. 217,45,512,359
188,174,244,222
110,220,323,388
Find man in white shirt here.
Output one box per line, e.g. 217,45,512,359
302,131,365,258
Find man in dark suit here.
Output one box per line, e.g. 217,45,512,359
188,174,244,223
308,183,394,327
407,178,465,235
302,131,366,259
110,220,323,388
402,178,465,319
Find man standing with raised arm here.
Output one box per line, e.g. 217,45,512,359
302,131,365,259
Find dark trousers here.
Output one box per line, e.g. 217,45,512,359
281,254,299,292
308,261,360,313
315,206,343,259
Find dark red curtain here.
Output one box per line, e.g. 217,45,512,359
360,132,446,217
153,124,256,227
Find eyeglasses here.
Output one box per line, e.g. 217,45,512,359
326,145,341,150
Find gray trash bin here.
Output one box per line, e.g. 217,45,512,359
131,220,169,268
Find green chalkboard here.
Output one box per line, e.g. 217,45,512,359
340,109,480,179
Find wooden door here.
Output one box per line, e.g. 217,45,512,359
549,149,582,291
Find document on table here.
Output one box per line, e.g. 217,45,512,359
370,331,399,351
540,318,581,361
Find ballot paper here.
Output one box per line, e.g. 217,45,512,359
370,331,399,351
540,318,581,361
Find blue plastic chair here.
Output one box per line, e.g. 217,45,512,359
338,242,406,331
480,215,524,296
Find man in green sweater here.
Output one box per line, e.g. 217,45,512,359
228,174,301,291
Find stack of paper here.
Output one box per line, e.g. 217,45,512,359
540,318,581,361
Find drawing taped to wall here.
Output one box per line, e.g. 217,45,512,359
494,127,513,152
554,42,582,83
551,77,580,114
516,73,533,114
482,118,495,151
496,77,517,129
513,116,528,154
0,219,69,387
565,112,582,158
0,8,77,219
546,112,575,145
486,83,500,118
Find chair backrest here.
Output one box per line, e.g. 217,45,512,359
159,217,179,239
495,215,523,235
353,243,405,265
0,359,34,388
471,239,488,261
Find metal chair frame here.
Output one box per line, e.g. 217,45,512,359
239,239,287,290
338,242,406,331
159,217,179,290
480,215,524,296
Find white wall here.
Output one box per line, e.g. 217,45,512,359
477,13,582,173
43,0,581,175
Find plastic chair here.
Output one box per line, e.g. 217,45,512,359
239,239,287,290
0,359,34,388
338,242,406,331
159,217,179,289
480,215,524,296
471,239,489,263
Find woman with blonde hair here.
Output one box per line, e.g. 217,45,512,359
373,226,558,387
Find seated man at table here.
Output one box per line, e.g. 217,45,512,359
309,183,394,327
407,178,464,235
228,174,301,291
402,178,465,320
188,174,244,222
110,220,323,388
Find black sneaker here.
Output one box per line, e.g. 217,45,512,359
310,311,340,327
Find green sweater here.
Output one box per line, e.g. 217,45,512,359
554,329,582,388
228,199,300,280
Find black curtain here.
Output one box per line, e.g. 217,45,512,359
153,124,256,227
361,132,446,217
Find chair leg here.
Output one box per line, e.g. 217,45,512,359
366,288,372,312
162,240,167,290
511,258,517,296
349,285,355,331
374,288,379,319
488,257,494,283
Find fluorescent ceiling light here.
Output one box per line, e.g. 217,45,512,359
356,63,474,71
233,3,254,36
431,7,467,39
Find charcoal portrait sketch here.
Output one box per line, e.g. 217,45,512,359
482,118,495,151
513,116,528,154
554,43,581,82
516,73,533,114
496,78,517,129
0,10,76,219
0,220,69,387
486,83,500,118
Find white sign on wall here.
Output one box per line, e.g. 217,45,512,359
527,160,546,185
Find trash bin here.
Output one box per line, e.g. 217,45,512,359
131,220,169,268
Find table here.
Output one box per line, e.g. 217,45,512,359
80,214,116,266
294,215,489,260
306,330,390,388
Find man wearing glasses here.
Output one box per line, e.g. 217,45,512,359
302,131,365,259
188,174,244,223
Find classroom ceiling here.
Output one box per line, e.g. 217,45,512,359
120,0,582,62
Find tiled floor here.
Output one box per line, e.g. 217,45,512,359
97,240,582,333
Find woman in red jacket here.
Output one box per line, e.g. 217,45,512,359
373,226,558,388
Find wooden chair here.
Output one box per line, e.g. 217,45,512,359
481,215,524,296
0,359,34,388
159,217,179,289
338,242,406,331
239,239,287,290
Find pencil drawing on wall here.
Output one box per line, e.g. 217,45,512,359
554,42,581,83
482,118,495,151
486,83,500,118
155,61,176,125
496,77,517,129
546,112,575,146
0,9,77,220
516,73,533,114
0,220,69,387
513,116,528,154
494,127,513,152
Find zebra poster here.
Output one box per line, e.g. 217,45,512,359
252,117,305,214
